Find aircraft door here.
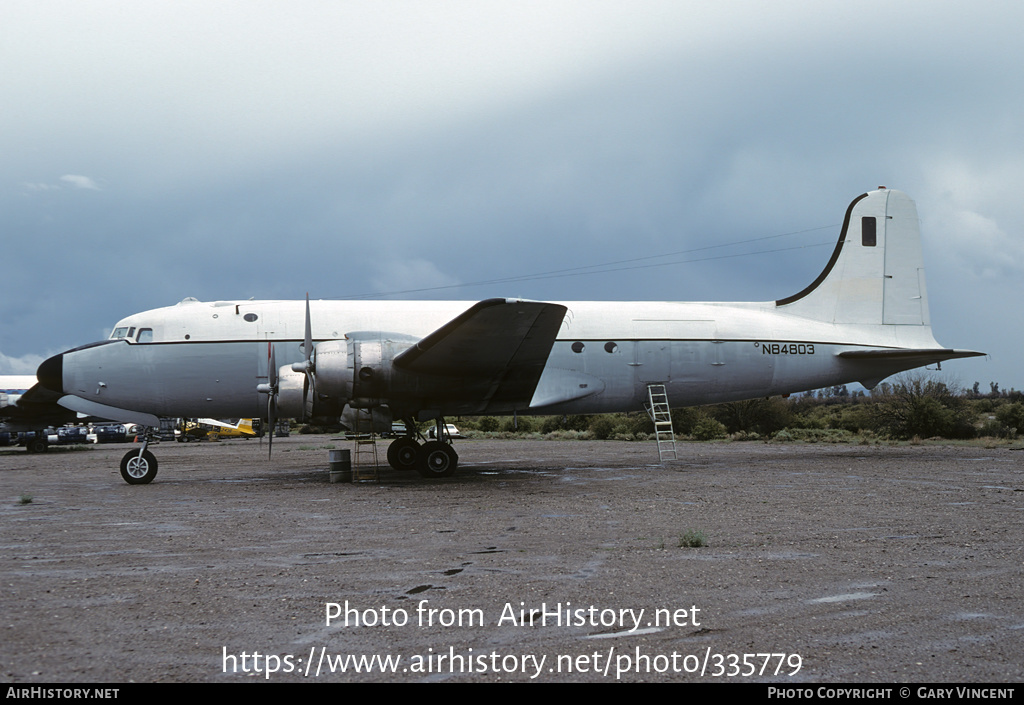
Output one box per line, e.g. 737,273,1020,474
634,341,670,384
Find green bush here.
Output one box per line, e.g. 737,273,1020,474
869,375,975,440
477,417,499,432
995,402,1024,437
691,417,727,441
589,416,616,440
501,417,534,434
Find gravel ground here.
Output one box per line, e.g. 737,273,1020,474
2,436,1022,683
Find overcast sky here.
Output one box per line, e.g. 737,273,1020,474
3,1,1022,392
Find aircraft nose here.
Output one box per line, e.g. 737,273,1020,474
37,353,64,394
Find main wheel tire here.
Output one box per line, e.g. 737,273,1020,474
416,441,458,478
120,449,158,485
26,437,48,454
387,437,420,471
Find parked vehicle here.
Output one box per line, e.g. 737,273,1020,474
425,424,464,440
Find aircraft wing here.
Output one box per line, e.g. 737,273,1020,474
0,383,78,431
198,418,241,430
393,298,568,412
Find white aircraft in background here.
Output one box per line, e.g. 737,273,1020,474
1,375,78,452
35,188,982,484
0,375,37,406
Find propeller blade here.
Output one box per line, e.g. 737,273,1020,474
268,343,277,458
301,294,314,421
256,342,280,457
305,372,316,421
304,294,312,367
267,393,276,458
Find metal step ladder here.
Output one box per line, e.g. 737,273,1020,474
351,409,380,482
646,384,677,463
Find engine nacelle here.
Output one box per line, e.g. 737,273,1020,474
276,332,418,419
339,405,393,435
275,366,310,419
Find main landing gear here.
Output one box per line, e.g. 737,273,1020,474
386,418,458,478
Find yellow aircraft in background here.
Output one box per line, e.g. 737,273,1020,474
175,418,260,441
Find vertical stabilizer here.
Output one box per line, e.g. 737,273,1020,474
776,189,929,326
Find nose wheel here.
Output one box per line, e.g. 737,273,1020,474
120,448,158,484
118,428,158,484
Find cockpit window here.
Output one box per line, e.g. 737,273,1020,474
111,326,150,342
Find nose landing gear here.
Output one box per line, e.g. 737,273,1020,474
119,428,158,484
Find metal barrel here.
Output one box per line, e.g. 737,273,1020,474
328,448,352,483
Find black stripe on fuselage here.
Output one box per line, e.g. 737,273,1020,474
102,338,910,349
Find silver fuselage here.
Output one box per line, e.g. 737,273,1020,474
55,297,944,419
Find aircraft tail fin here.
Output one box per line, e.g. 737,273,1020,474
776,188,930,326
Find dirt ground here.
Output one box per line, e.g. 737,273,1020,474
2,435,1022,683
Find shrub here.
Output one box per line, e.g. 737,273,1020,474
995,402,1024,438
589,416,616,440
477,417,500,432
712,398,793,435
691,417,727,441
670,407,705,435
869,374,975,440
501,417,533,433
678,530,707,548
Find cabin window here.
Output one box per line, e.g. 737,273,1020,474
571,342,585,353
862,217,877,247
604,342,618,353
244,313,258,322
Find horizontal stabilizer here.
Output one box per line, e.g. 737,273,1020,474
837,348,985,362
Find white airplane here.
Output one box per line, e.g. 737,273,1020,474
34,188,982,484
0,375,37,406
1,374,79,451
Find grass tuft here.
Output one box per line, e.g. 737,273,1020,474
678,529,707,548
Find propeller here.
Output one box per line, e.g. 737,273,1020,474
291,293,315,422
256,342,278,458
257,295,314,457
